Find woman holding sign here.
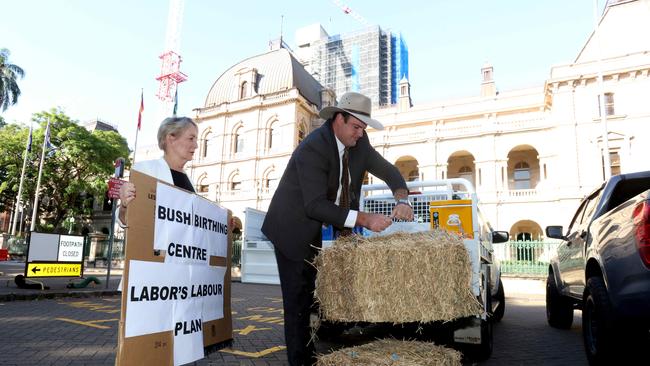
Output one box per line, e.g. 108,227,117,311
118,116,198,225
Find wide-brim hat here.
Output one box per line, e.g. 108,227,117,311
319,92,384,130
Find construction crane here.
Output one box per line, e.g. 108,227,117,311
331,0,370,27
156,0,188,108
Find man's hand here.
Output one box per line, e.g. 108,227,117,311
357,212,392,232
390,203,414,221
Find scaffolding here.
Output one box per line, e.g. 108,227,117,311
308,26,408,106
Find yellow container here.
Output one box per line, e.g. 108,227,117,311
429,199,474,238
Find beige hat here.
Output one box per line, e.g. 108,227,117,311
319,92,384,130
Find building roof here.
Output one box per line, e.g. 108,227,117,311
82,119,118,132
204,48,324,109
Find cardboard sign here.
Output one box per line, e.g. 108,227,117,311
116,171,233,366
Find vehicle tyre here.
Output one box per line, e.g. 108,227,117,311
492,278,505,322
583,277,615,366
464,279,493,362
315,319,348,340
546,272,573,329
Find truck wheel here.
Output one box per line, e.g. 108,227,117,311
583,277,615,365
546,272,573,329
492,278,505,322
316,319,348,340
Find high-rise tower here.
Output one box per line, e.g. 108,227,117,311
295,24,409,106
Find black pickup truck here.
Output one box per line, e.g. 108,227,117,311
545,171,650,365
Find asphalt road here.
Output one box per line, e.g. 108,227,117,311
0,279,595,366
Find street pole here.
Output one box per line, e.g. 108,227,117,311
594,0,612,180
30,119,50,232
106,158,125,289
11,123,32,236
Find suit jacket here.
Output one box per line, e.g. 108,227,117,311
262,120,406,261
132,158,195,191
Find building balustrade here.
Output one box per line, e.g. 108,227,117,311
495,117,547,131
508,188,537,197
219,189,253,198
369,116,549,145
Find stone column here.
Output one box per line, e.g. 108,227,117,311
87,233,108,263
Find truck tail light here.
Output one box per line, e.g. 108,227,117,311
632,200,650,269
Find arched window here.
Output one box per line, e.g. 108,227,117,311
240,81,248,99
197,175,209,193
263,171,278,193
233,126,244,154
269,122,280,150
230,174,241,191
298,122,307,144
514,162,531,189
202,132,212,158
458,166,473,182
407,169,419,182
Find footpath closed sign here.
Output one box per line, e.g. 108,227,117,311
116,171,233,366
25,233,84,278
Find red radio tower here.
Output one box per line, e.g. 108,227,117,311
156,0,187,104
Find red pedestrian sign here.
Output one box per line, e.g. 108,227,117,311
108,177,125,199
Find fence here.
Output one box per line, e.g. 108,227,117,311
91,238,126,262
6,236,27,257
493,240,562,277
232,240,242,268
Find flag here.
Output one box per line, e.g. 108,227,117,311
44,121,56,157
172,88,178,116
137,90,144,130
26,126,32,152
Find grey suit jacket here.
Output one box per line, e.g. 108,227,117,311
261,120,406,261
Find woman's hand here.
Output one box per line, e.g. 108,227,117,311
119,182,136,208
118,182,136,226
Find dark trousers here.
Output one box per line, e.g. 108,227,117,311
274,246,318,366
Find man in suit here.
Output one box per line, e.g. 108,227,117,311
262,92,414,365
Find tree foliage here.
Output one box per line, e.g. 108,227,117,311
0,108,129,232
0,48,25,112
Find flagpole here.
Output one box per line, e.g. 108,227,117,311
11,122,32,236
133,88,143,164
133,125,140,165
30,118,50,232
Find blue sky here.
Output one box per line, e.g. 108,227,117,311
2,0,601,149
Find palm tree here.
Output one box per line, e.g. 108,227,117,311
0,48,25,112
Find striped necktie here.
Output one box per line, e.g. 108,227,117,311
339,148,352,236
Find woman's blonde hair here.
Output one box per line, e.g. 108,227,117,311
157,116,197,150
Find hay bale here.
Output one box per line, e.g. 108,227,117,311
316,339,462,366
314,231,481,323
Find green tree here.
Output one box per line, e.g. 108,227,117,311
0,109,130,232
0,123,30,214
0,48,25,112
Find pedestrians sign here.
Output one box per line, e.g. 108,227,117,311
25,232,84,278
26,262,82,277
